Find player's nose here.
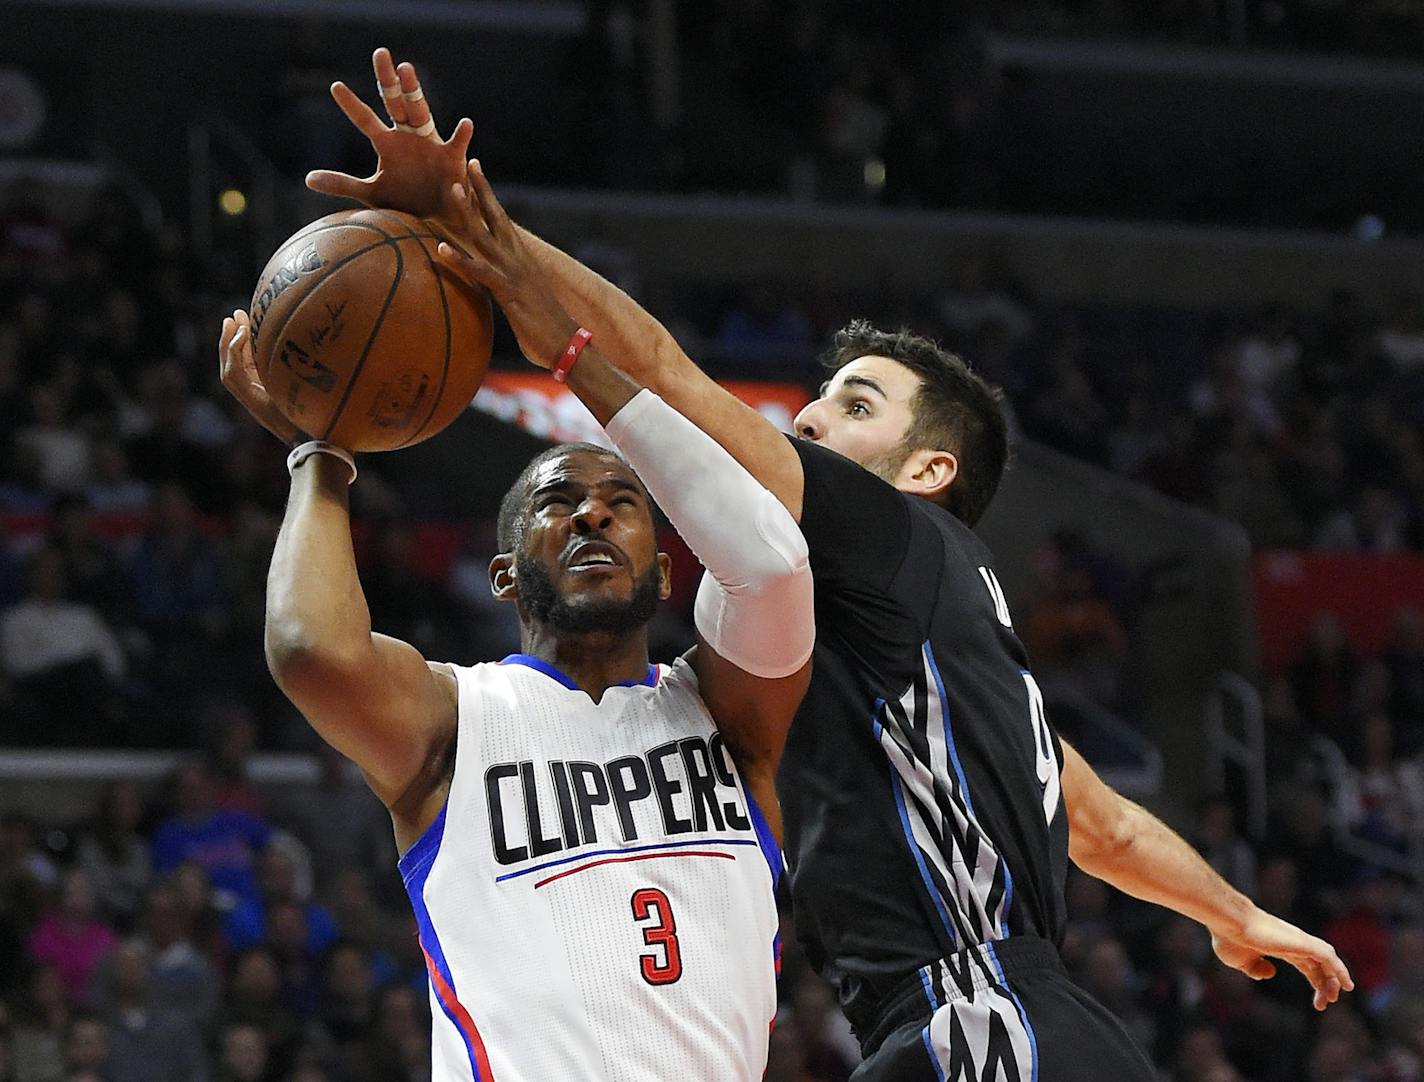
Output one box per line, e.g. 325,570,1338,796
570,499,613,534
794,401,825,441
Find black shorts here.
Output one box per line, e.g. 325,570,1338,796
847,937,1155,1082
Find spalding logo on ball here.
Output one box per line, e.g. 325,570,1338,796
249,208,493,452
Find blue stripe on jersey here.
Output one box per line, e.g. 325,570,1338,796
987,941,1040,1082
397,803,485,1082
922,1025,947,1082
919,968,939,1011
499,654,658,689
741,785,783,890
924,643,1015,939
492,837,761,883
874,710,957,945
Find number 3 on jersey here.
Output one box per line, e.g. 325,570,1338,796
631,888,682,985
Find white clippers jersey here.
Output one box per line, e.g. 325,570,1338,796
398,654,781,1082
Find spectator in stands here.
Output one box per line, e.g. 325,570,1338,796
265,900,320,1021
1200,965,1307,1082
223,846,336,958
73,782,151,930
1381,609,1424,745
16,384,89,496
1196,797,1258,898
1307,1030,1376,1082
8,964,70,1082
1023,540,1127,706
787,974,857,1081
1143,915,1209,1067
268,745,393,903
123,369,224,511
1173,1021,1236,1082
1269,787,1354,922
220,947,299,1074
714,282,814,363
1375,924,1424,1018
1376,291,1424,375
0,548,126,740
150,762,270,908
313,941,374,1076
355,982,429,1082
131,882,219,1035
1290,613,1358,740
1334,713,1424,853
1315,486,1414,552
1324,872,1397,1004
93,939,208,1082
203,705,264,817
214,1023,268,1082
60,1014,109,1081
125,484,225,647
84,439,149,515
1080,937,1157,1055
27,870,117,1007
45,496,126,624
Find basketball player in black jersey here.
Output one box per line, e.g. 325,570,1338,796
308,53,1353,1081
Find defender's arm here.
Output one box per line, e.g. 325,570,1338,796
1060,739,1352,1011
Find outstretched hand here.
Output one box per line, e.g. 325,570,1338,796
433,160,574,370
1211,908,1354,1011
218,310,304,447
306,47,472,219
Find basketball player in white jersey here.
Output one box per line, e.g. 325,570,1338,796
217,218,814,1075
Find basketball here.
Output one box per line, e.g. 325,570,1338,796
248,208,493,452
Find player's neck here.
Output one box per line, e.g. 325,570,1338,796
521,626,651,703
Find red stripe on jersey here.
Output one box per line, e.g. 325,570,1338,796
533,849,736,889
422,945,497,1080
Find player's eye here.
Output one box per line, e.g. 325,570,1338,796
612,495,638,507
847,399,871,417
539,494,572,510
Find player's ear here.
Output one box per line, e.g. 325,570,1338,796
489,553,518,602
897,448,959,502
656,552,673,601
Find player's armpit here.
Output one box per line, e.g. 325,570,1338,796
689,640,810,845
267,630,458,817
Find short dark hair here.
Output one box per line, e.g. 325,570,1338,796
821,320,1008,526
495,443,640,553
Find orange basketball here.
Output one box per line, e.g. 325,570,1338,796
249,208,493,452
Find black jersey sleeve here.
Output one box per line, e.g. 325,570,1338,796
790,437,913,593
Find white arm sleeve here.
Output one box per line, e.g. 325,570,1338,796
604,389,813,679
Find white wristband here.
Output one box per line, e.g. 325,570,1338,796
286,440,357,485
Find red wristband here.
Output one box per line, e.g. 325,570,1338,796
552,327,593,384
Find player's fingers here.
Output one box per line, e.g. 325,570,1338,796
436,240,493,289
330,82,389,140
372,48,406,125
395,62,438,140
218,316,236,371
436,180,482,239
305,170,373,203
467,160,510,239
447,117,474,158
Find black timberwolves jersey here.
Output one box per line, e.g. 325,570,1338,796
781,439,1069,1022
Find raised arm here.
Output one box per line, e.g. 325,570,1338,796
306,50,806,519
218,314,456,845
1059,739,1353,1012
431,175,812,839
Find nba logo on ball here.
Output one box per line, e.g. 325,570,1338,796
278,340,338,393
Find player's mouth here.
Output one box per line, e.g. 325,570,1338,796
563,540,626,574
